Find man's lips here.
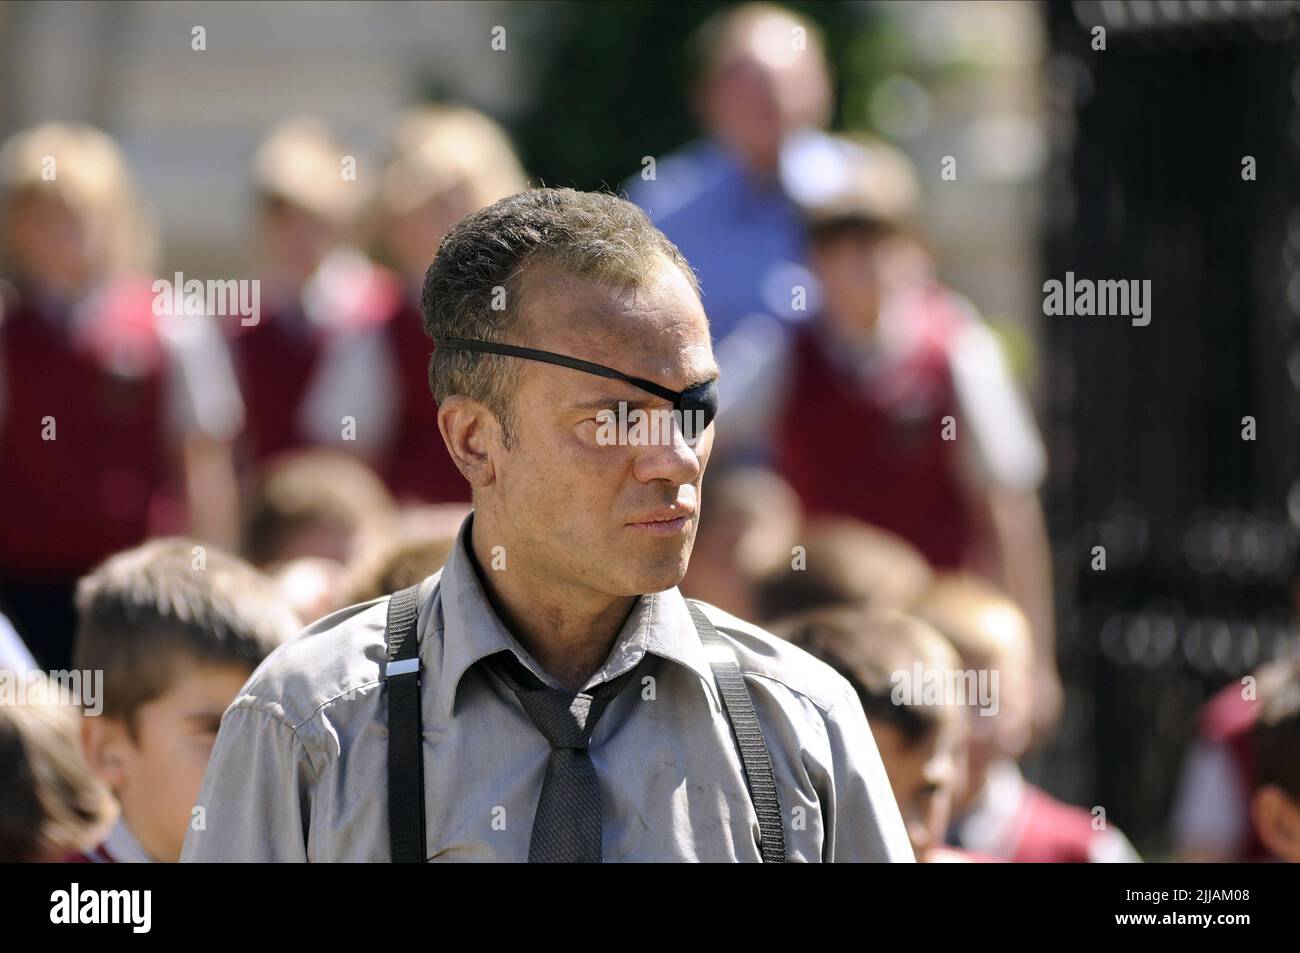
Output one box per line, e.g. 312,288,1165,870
627,505,695,525
626,505,695,536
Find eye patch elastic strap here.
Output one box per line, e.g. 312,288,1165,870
433,337,718,427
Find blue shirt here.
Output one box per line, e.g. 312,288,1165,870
626,140,815,345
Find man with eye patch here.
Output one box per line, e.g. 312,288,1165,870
183,187,912,863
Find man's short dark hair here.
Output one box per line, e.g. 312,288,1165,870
420,187,699,446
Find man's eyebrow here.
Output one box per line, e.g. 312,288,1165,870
572,392,653,411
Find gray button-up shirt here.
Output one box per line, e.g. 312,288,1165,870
181,515,913,862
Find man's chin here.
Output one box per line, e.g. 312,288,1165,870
583,530,694,594
606,553,691,596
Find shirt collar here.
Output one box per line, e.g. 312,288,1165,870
433,512,721,717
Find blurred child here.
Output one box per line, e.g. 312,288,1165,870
232,111,524,504
242,449,396,624
717,134,1060,737
0,674,115,862
68,539,297,862
626,3,833,346
231,118,403,476
243,449,395,568
913,574,1140,862
0,123,244,669
1170,568,1300,861
778,606,978,861
372,104,527,501
681,465,801,620
1250,651,1300,861
1169,657,1294,862
754,517,932,624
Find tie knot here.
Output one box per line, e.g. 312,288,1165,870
487,653,639,751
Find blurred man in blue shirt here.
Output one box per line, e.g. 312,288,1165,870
626,4,832,349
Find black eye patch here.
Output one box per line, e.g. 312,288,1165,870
433,337,719,434
676,379,719,432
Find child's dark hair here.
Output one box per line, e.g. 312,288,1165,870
776,606,959,745
73,538,298,734
242,449,395,567
755,519,932,623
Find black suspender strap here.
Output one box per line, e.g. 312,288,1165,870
686,599,788,863
384,583,425,863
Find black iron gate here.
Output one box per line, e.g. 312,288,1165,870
1040,0,1300,855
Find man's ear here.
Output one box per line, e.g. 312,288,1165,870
1250,785,1300,863
81,714,132,790
437,394,501,488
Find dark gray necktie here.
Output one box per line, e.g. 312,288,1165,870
487,652,642,863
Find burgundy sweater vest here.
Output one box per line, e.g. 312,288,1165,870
0,282,172,580
773,293,973,569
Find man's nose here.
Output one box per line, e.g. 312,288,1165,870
630,413,704,485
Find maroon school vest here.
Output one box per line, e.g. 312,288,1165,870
773,293,973,568
229,263,404,466
229,302,326,464
380,296,470,504
0,281,172,580
1011,784,1107,863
